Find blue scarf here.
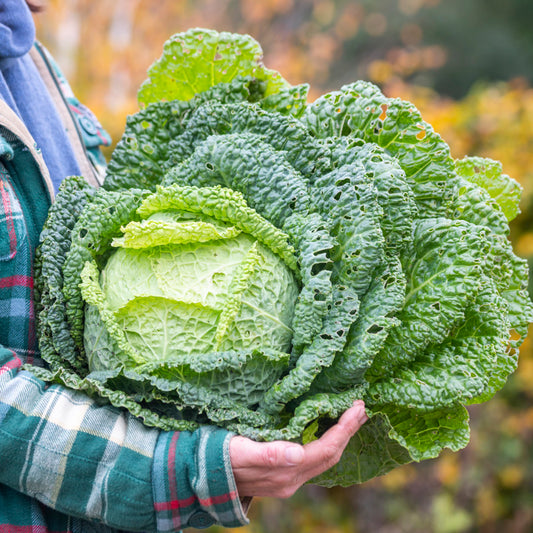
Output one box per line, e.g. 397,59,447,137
0,0,81,192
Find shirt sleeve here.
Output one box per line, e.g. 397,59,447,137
153,427,250,531
0,346,250,532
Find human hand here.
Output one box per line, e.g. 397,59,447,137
229,400,368,498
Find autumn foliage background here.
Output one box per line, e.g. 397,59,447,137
34,1,533,532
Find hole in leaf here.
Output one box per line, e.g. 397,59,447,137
142,144,155,155
311,262,333,276
383,276,396,289
367,324,384,334
510,329,522,343
313,291,327,302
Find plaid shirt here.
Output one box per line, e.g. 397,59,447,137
0,49,249,533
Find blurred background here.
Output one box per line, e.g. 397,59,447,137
34,1,533,531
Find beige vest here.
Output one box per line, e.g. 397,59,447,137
0,42,104,204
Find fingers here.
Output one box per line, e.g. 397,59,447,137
301,400,368,479
307,400,368,456
230,437,307,497
231,400,366,470
229,401,368,498
230,436,304,469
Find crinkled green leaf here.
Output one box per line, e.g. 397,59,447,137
112,215,241,249
302,81,455,215
36,176,97,372
310,413,412,486
483,233,533,347
331,140,416,254
33,29,533,490
105,78,252,191
444,175,510,235
260,82,310,118
259,285,359,415
163,101,330,179
282,213,335,350
138,347,290,407
368,278,510,410
137,28,302,108
313,161,385,296
369,218,489,378
232,386,367,442
455,155,522,221
313,257,405,392
375,403,471,462
138,184,298,272
62,188,148,350
164,132,310,228
80,260,148,367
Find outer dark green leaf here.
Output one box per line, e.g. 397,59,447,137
105,78,252,191
444,175,510,235
165,101,330,178
313,161,385,296
164,132,311,228
36,176,97,372
310,414,412,486
313,257,405,392
368,278,510,410
374,403,471,462
259,285,359,415
368,218,489,378
302,81,455,215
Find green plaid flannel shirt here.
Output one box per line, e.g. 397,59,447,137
0,50,249,533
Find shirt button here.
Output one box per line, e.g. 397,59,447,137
188,510,215,529
79,116,98,135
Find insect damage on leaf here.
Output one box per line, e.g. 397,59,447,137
33,28,533,487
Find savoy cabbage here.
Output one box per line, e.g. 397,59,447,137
33,28,533,486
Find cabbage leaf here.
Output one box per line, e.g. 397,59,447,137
33,28,533,487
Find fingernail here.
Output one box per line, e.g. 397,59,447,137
353,400,368,423
285,445,304,465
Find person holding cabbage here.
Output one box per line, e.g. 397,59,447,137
0,1,368,532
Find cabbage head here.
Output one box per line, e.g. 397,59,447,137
33,28,533,486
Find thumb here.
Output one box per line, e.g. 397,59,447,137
283,444,305,466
